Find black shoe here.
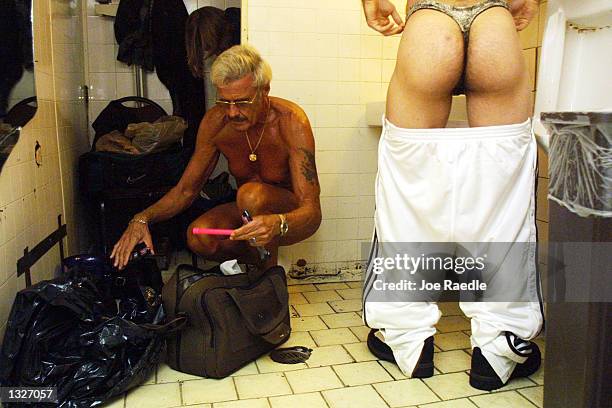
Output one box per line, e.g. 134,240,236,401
469,333,542,391
367,329,434,378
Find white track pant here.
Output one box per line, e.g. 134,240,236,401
364,118,544,382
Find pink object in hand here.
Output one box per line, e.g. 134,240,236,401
191,228,234,236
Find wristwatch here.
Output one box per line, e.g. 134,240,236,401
278,214,288,237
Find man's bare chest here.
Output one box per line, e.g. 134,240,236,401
216,129,292,187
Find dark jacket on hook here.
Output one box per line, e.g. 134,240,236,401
114,0,205,152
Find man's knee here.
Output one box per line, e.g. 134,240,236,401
236,182,267,214
186,221,218,257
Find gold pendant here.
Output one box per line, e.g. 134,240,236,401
249,153,257,162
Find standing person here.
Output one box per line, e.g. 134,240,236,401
361,0,543,391
111,45,321,272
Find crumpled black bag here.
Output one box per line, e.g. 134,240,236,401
0,258,181,408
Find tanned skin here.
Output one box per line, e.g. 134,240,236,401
111,74,321,270
362,0,539,128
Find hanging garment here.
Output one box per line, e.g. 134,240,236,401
115,0,155,70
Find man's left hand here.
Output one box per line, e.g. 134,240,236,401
230,214,280,246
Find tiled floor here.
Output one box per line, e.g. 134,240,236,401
101,280,545,408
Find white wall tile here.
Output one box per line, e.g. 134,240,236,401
291,8,316,33
87,16,115,44
360,59,382,82
269,33,295,56
88,44,116,72
315,105,338,128
292,33,317,57
316,34,338,58
338,59,360,81
361,36,383,59
268,8,293,32
315,9,340,34
89,73,117,100
339,35,361,59
338,10,362,35
314,81,338,105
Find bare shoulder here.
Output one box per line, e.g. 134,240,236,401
271,97,313,146
271,97,311,127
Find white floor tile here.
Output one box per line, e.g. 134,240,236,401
419,399,478,408
322,385,388,408
269,392,329,408
343,342,377,362
320,312,363,328
374,379,440,407
333,361,393,386
291,316,328,332
423,372,487,400
518,386,543,407
212,398,270,408
311,328,359,347
234,373,292,399
157,363,203,383
471,390,538,408
434,350,472,373
285,366,344,393
294,302,336,317
306,345,355,368
125,383,181,408
182,377,238,405
303,289,343,303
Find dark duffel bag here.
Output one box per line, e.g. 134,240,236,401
162,264,291,378
78,142,186,198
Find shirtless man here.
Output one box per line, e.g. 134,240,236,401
111,45,321,271
361,0,543,391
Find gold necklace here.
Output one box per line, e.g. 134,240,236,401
245,105,270,162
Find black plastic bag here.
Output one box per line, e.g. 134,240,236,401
0,257,182,408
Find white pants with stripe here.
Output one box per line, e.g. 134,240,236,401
363,118,544,382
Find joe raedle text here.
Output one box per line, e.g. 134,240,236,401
373,279,487,291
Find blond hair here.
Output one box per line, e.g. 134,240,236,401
211,44,272,90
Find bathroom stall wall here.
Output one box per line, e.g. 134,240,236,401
85,0,240,136
0,0,88,342
246,0,550,273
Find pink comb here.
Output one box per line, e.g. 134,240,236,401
192,228,234,236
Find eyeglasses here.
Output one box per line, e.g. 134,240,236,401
215,93,257,109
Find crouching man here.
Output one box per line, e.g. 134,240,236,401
111,45,321,270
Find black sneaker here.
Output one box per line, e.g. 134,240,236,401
469,332,542,391
367,329,434,378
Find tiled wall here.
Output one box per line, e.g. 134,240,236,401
247,0,387,270
86,0,240,137
0,0,89,343
246,0,550,271
530,1,550,270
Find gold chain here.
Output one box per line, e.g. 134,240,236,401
245,104,270,162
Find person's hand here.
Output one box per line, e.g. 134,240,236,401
110,220,155,270
230,214,280,247
362,0,405,36
510,0,538,31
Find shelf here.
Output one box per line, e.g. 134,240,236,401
94,2,119,17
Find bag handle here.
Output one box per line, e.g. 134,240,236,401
139,313,188,335
226,274,289,344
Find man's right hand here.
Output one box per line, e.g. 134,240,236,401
110,220,155,270
362,0,405,36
